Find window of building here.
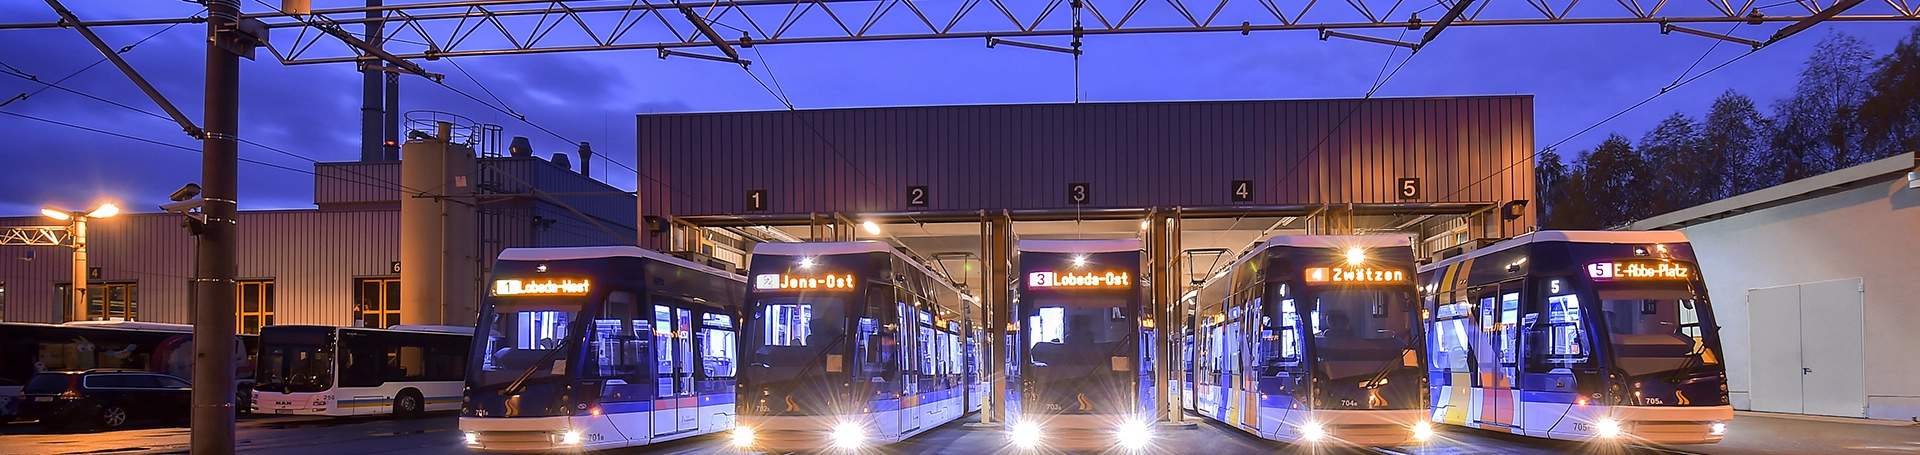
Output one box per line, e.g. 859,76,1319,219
59,282,137,322
354,278,400,328
237,280,276,334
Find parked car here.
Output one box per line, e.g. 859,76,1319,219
18,370,191,430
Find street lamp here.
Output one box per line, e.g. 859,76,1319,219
43,202,118,321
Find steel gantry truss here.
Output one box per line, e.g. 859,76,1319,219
0,226,72,246
4,0,1917,68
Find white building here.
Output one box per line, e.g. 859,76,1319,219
1631,152,1920,421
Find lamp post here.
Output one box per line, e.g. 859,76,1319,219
42,202,118,322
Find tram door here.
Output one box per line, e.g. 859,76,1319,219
1239,297,1260,430
1472,283,1521,429
899,301,922,433
654,303,698,436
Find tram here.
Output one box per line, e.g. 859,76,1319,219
1420,231,1731,444
1186,235,1431,446
460,246,745,453
1006,239,1155,452
731,241,983,452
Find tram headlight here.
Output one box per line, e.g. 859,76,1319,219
559,431,581,445
731,427,756,447
1010,421,1042,449
1301,421,1326,442
831,422,866,449
1595,418,1623,438
464,431,479,445
1412,422,1434,442
1116,420,1152,450
1710,421,1727,436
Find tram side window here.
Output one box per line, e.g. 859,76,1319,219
1431,296,1473,371
590,291,642,381
1274,299,1301,367
1525,292,1591,373
858,289,897,378
700,313,736,379
655,304,695,397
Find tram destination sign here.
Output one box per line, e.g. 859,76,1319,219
494,278,592,296
755,273,858,291
1587,261,1690,281
1303,266,1407,283
1028,271,1131,288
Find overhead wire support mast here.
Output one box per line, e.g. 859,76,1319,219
41,0,203,138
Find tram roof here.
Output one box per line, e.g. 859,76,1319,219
1016,239,1142,254
497,245,743,283
1265,234,1411,249
1420,230,1691,273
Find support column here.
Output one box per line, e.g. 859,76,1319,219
986,211,1013,424
1145,208,1166,422
192,0,242,451
69,219,85,322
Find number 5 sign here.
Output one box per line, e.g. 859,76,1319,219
1397,178,1421,200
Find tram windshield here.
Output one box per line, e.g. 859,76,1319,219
471,298,583,389
1310,289,1417,379
1598,288,1721,377
744,297,849,384
1025,296,1133,414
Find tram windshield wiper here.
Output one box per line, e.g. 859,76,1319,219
500,338,570,396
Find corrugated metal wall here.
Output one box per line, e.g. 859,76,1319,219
637,96,1534,220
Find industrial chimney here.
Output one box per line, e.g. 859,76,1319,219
508,136,534,158
578,142,593,177
552,152,571,171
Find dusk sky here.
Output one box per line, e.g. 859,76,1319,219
2,0,1917,218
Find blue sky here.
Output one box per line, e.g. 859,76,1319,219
1,0,1916,217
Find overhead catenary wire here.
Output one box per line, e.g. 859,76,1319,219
0,11,202,112
1435,26,1763,204
1264,28,1421,204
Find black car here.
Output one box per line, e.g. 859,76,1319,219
18,370,192,430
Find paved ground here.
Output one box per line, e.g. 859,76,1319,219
1,409,1914,454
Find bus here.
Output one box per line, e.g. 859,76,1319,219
251,324,471,417
460,246,745,453
0,321,256,422
732,241,982,453
1006,239,1154,452
1185,235,1430,447
1420,231,1731,444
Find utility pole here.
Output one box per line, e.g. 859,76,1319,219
192,0,253,452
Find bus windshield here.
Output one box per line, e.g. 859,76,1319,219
1598,288,1721,377
256,329,334,393
471,298,584,388
1311,289,1416,379
744,297,848,385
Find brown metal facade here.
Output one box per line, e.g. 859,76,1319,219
636,96,1534,222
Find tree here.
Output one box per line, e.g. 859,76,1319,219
1639,112,1707,214
1577,134,1649,228
1768,29,1875,181
1536,148,1575,229
1701,89,1770,196
1860,25,1920,160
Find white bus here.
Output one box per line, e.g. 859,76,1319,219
252,324,472,417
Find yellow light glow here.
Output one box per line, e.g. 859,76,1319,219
731,427,755,447
862,221,880,235
1345,247,1365,265
1412,422,1433,442
493,278,591,296
87,203,118,219
41,207,70,221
